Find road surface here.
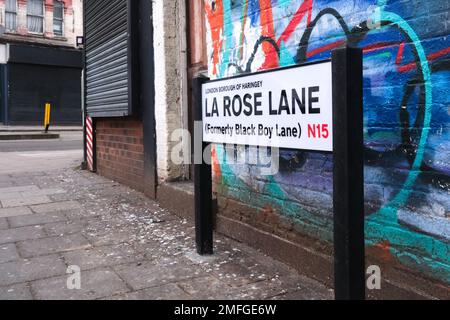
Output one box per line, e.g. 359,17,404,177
0,131,83,175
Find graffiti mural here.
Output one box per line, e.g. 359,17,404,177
204,0,449,283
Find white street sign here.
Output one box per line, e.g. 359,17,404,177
202,61,333,152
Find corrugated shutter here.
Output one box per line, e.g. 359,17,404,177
85,0,138,117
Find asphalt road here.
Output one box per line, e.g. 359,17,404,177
0,131,83,174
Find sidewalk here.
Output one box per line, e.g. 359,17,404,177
0,126,82,132
0,126,82,141
0,168,333,300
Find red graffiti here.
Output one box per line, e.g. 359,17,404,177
259,0,279,69
205,0,224,76
396,45,450,73
277,0,313,48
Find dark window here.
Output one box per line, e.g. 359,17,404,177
5,0,17,32
53,1,64,36
27,0,44,34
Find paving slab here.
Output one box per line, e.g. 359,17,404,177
0,255,66,286
8,212,67,228
206,258,283,288
105,283,191,300
17,233,91,258
238,274,334,300
114,260,201,291
0,244,20,264
20,188,66,198
44,218,93,237
1,196,52,208
0,193,29,201
0,186,40,194
0,206,33,219
0,218,8,230
0,225,46,245
0,283,33,300
83,228,137,247
30,201,82,214
31,268,129,300
176,276,239,300
63,243,145,271
0,181,15,188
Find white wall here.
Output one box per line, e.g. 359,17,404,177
153,0,189,182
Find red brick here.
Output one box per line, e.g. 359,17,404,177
95,118,145,192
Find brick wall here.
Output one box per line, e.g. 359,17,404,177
204,0,450,285
96,118,145,192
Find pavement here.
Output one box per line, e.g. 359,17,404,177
0,126,82,132
0,126,82,141
0,133,333,301
0,131,83,175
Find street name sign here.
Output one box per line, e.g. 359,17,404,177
202,61,333,152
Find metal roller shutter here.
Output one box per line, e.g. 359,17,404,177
84,0,138,117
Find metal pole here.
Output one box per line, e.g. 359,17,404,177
193,75,213,255
332,46,365,300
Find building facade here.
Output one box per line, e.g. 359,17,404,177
0,0,83,125
84,0,450,298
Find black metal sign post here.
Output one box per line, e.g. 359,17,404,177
193,76,214,256
332,46,365,300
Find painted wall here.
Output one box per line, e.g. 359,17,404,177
204,0,449,283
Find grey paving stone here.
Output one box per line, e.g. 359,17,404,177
63,243,144,271
0,255,66,286
44,218,92,237
0,283,33,300
0,206,33,219
176,276,239,300
105,283,191,300
17,233,91,258
8,212,67,228
83,229,136,247
0,218,8,230
31,269,129,300
0,181,15,188
1,196,52,208
0,225,46,245
114,260,200,291
207,259,278,288
237,274,333,300
0,244,20,264
20,188,66,198
268,286,334,300
0,193,27,201
0,186,39,195
49,193,84,202
30,201,82,214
